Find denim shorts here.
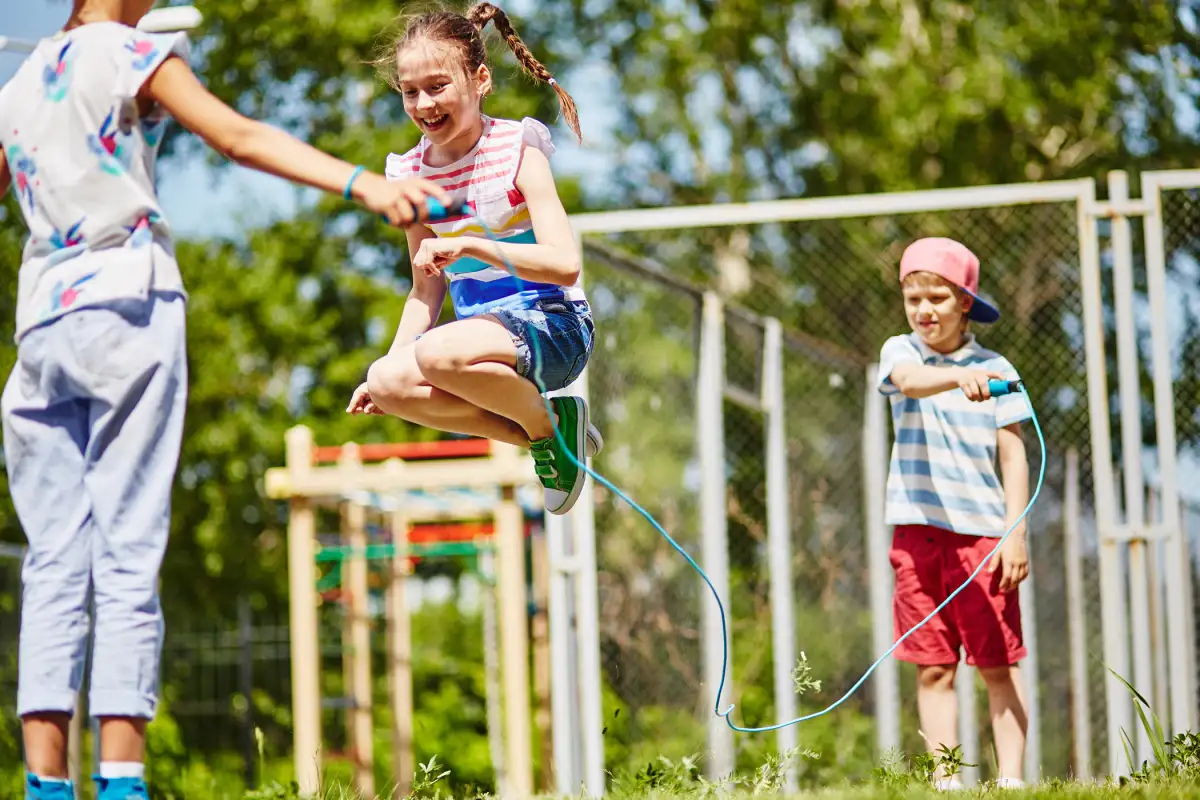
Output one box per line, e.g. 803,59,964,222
490,299,594,392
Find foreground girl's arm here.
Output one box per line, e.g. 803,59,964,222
388,225,449,354
409,147,580,285
143,55,448,224
346,226,449,415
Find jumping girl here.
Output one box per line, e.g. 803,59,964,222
0,2,446,798
347,3,601,516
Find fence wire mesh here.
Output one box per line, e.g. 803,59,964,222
1161,186,1200,729
584,196,1098,783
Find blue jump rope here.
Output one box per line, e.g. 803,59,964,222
387,194,1047,734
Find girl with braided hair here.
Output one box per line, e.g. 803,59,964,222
349,3,601,515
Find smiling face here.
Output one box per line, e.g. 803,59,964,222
396,37,491,159
901,271,973,353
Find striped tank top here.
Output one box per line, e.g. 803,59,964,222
385,115,588,320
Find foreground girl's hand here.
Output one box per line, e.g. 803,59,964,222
347,382,383,415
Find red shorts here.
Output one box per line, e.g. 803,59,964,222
890,524,1026,668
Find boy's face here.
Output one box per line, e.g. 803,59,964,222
902,272,972,352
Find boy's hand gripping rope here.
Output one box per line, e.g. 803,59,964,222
391,198,1047,733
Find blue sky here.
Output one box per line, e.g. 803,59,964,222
0,1,619,239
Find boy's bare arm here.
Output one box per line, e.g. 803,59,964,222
0,151,10,198
889,362,1006,401
992,421,1031,592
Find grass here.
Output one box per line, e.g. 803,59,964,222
238,670,1200,800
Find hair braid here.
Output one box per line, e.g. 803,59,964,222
467,2,582,142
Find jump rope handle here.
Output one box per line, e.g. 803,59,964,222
988,378,1024,397
379,197,469,225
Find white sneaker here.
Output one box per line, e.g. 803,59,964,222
933,777,965,792
584,423,603,458
994,777,1025,789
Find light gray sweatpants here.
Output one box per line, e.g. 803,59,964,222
2,292,187,719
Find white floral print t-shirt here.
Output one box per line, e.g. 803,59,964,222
0,22,189,342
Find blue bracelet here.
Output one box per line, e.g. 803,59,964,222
343,165,366,200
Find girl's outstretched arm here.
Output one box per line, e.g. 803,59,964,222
411,147,580,285
386,224,449,354
0,151,9,199
142,55,448,224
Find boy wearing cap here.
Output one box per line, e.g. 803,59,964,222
877,238,1032,790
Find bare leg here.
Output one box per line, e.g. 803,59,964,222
412,316,555,440
367,347,532,447
98,716,147,763
980,665,1027,781
23,713,70,778
917,663,959,782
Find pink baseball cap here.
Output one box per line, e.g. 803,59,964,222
898,237,1000,323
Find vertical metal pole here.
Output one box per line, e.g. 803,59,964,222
1021,560,1041,783
285,426,322,796
1078,179,1131,777
568,230,607,796
762,319,797,791
387,509,414,798
1140,173,1196,735
1178,498,1198,728
531,525,554,792
545,503,580,794
1109,172,1153,767
863,365,900,756
545,509,581,795
698,291,735,780
238,595,257,789
480,549,509,798
956,666,979,787
497,484,534,798
1146,489,1170,722
1063,448,1091,780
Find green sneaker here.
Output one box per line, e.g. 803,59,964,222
530,396,590,515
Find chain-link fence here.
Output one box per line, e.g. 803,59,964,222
580,193,1100,784
1162,185,1200,732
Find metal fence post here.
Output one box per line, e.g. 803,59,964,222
545,501,581,795
569,359,606,798
238,595,256,789
1139,172,1197,735
863,364,900,757
699,291,734,780
1022,555,1042,783
1078,177,1131,776
957,667,979,787
1063,448,1091,780
763,318,798,791
1109,172,1154,766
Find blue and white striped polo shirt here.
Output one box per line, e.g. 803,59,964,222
877,333,1032,537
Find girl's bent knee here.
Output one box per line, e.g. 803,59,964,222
367,357,421,414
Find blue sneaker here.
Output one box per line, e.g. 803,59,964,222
94,775,148,800
25,774,75,800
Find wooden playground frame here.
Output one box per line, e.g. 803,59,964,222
265,426,542,798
